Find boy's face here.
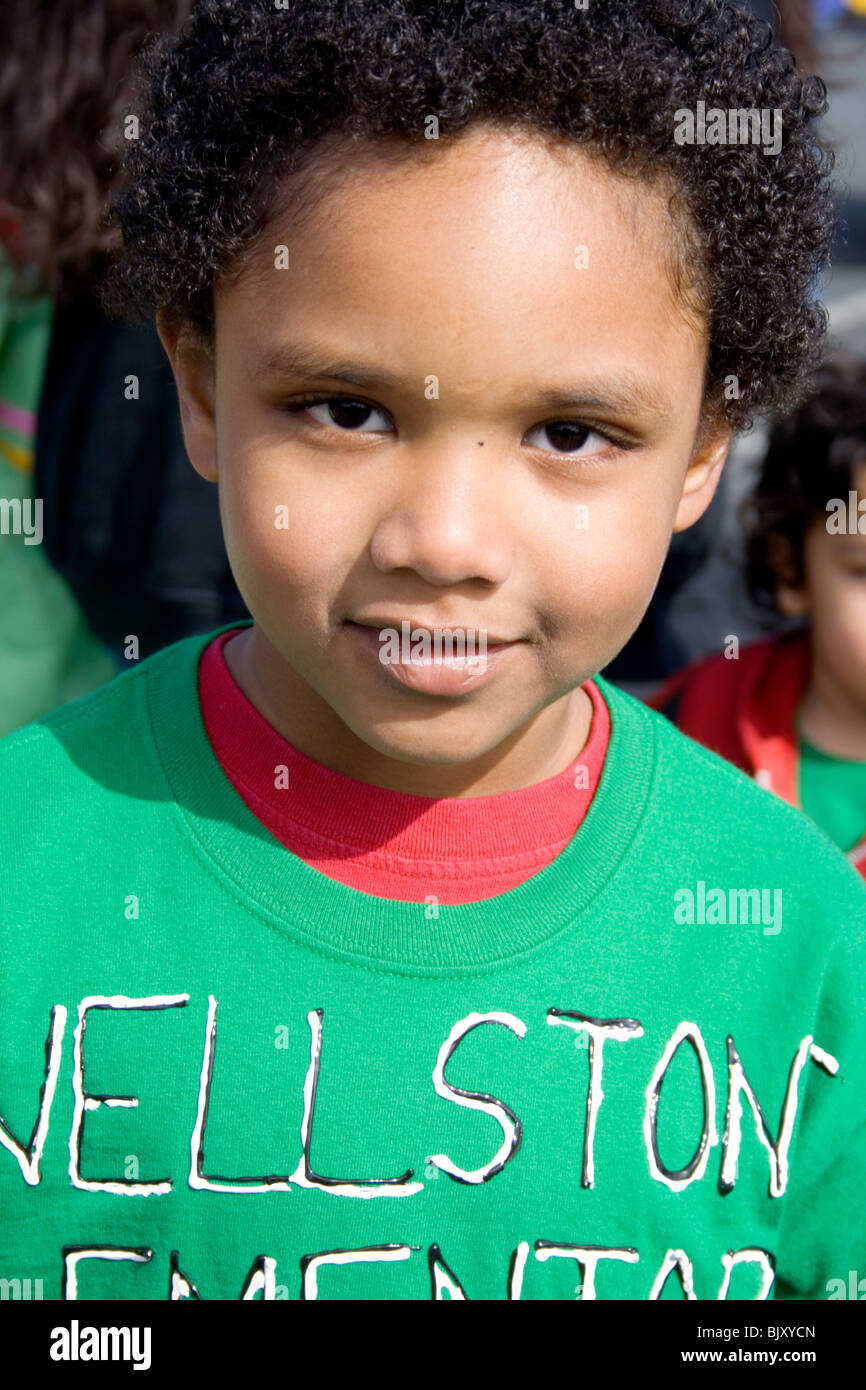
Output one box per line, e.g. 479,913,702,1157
161,125,729,792
779,461,866,717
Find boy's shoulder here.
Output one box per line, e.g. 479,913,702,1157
644,631,807,767
602,674,866,912
0,630,208,818
608,669,806,824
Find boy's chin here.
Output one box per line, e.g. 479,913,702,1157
343,713,521,772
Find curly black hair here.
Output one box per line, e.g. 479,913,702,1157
105,0,837,429
0,0,190,300
743,356,866,614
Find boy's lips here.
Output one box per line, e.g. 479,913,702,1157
343,619,523,696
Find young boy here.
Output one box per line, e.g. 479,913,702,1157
650,358,866,879
1,0,863,1302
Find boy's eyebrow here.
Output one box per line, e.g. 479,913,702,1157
254,345,402,391
253,344,669,417
533,376,670,418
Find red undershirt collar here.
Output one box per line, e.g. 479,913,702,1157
198,627,610,901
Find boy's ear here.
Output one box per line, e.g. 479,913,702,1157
671,418,732,534
156,308,218,483
769,532,810,618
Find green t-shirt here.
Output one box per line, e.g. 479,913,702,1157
799,735,866,856
1,627,865,1302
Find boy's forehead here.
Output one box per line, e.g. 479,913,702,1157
230,123,699,306
217,124,706,409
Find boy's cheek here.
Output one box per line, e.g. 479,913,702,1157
217,496,331,635
562,499,672,599
545,544,665,675
820,592,866,686
219,461,355,579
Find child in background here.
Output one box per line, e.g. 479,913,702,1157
650,359,866,880
0,247,116,735
0,0,195,733
1,0,865,1303
0,0,245,719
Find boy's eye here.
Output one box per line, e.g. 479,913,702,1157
286,394,618,457
293,397,392,432
524,421,612,457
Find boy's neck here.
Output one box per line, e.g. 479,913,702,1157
222,625,595,798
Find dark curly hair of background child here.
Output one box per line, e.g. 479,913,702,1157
744,355,866,613
0,0,191,300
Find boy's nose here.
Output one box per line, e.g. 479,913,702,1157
368,446,514,588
